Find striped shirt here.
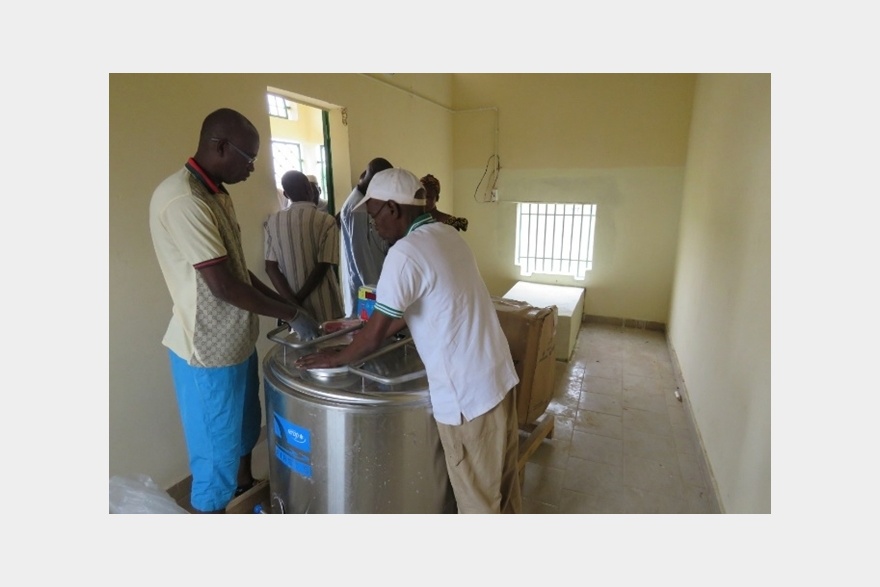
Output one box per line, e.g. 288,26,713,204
264,201,344,323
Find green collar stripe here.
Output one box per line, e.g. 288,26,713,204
406,213,436,236
375,303,403,319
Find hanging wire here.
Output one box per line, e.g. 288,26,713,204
472,154,501,203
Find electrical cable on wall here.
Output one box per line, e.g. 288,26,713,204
358,74,501,204
470,104,500,203
473,154,501,203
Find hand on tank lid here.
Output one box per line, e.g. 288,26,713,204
294,348,342,370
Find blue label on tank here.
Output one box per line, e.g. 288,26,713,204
275,444,313,479
275,414,311,452
273,412,313,479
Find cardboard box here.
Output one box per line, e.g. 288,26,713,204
502,281,584,361
492,297,558,426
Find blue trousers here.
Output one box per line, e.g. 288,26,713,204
168,349,261,512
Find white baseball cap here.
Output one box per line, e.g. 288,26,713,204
353,168,426,211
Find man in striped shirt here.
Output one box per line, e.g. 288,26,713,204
264,170,344,324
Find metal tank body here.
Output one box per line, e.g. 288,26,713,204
263,326,455,514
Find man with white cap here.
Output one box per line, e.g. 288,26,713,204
296,168,522,514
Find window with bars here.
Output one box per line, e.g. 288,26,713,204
514,202,597,280
267,93,299,121
271,140,303,189
315,145,327,194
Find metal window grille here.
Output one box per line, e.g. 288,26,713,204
267,94,286,118
271,140,303,189
316,145,327,194
515,202,596,280
267,93,298,120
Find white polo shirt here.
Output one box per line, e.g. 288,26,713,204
375,215,518,425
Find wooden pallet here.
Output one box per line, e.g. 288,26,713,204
517,414,555,473
225,479,271,514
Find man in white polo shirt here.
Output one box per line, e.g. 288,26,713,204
296,168,521,513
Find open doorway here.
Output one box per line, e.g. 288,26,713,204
265,87,351,216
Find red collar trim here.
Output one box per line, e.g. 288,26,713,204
185,158,227,194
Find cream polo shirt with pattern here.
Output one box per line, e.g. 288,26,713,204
149,159,258,367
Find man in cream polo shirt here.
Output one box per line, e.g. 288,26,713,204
150,108,316,513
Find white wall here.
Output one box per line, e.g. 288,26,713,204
668,74,771,513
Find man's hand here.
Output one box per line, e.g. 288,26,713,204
295,349,343,370
286,310,320,341
294,310,403,371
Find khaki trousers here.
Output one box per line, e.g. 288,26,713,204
437,389,522,514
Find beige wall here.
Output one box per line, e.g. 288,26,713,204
109,74,453,488
668,74,771,513
266,100,327,209
109,73,770,514
269,102,325,148
450,74,696,323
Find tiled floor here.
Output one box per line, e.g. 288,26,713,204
174,321,720,514
520,321,720,514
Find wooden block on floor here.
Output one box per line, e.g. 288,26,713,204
225,479,271,514
517,415,555,472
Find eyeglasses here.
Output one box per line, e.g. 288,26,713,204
368,201,389,227
210,137,257,165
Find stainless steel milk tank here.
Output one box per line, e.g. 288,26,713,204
262,323,454,514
